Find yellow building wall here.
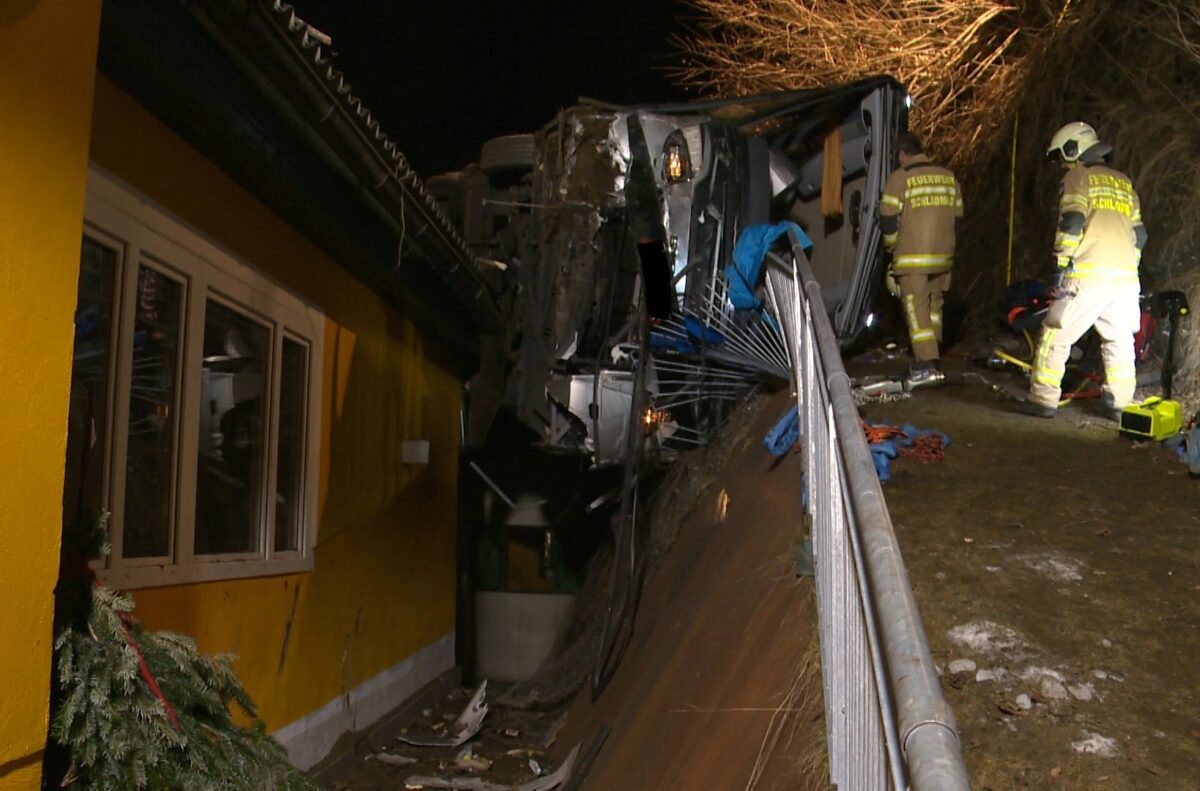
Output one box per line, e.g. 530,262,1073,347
0,2,102,788
88,76,461,733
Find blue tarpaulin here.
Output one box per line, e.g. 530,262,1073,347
870,438,900,481
764,404,800,457
726,222,813,311
684,315,726,345
763,406,808,510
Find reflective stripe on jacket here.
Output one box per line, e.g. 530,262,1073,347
1055,162,1144,284
880,155,962,275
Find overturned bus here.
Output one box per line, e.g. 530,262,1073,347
432,77,908,465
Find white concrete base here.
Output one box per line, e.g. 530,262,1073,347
475,592,575,682
273,632,455,770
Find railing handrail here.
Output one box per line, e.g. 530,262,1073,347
772,230,971,790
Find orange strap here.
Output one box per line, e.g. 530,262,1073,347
862,422,906,443
899,432,945,463
862,421,946,463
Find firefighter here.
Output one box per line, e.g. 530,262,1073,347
1016,122,1146,419
880,132,963,388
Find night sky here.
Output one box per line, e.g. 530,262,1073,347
291,0,692,175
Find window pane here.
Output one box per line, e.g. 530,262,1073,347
274,339,308,552
195,300,269,555
63,237,117,536
122,265,183,558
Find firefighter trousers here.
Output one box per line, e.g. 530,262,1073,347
898,271,951,363
1029,280,1140,408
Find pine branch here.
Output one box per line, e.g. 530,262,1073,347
48,582,317,790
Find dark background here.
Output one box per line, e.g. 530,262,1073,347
291,0,692,175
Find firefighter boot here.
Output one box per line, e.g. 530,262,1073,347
1014,398,1057,419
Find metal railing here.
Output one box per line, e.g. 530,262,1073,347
763,232,971,791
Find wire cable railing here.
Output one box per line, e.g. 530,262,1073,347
763,230,971,791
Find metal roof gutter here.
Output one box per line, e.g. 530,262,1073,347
187,0,503,336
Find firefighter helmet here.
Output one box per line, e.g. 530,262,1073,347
1047,122,1101,163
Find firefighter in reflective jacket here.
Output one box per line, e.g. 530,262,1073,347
880,132,963,388
1016,122,1146,419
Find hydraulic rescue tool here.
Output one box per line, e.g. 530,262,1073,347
1119,290,1189,440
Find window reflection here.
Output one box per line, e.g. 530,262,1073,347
195,300,268,555
122,265,183,558
63,237,117,536
275,339,308,552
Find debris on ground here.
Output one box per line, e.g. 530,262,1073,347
403,744,579,791
320,677,576,788
852,375,911,405
368,753,418,767
398,682,490,748
455,745,493,771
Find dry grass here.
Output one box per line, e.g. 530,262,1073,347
743,623,828,790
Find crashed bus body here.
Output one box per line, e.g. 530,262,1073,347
434,78,908,464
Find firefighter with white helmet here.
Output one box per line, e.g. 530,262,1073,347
879,132,963,388
1016,121,1147,418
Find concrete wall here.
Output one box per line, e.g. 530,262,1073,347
0,3,102,788
87,77,463,764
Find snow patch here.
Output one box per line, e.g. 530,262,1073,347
1020,553,1084,582
1068,683,1095,701
948,658,977,674
1042,678,1069,700
1020,666,1065,682
1020,666,1070,700
946,621,1027,656
1072,732,1120,757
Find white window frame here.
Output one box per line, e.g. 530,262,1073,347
83,166,324,589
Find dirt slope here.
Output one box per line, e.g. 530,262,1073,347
860,376,1200,790
555,391,824,790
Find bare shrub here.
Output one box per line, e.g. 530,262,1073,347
674,0,1200,416
673,0,1082,169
